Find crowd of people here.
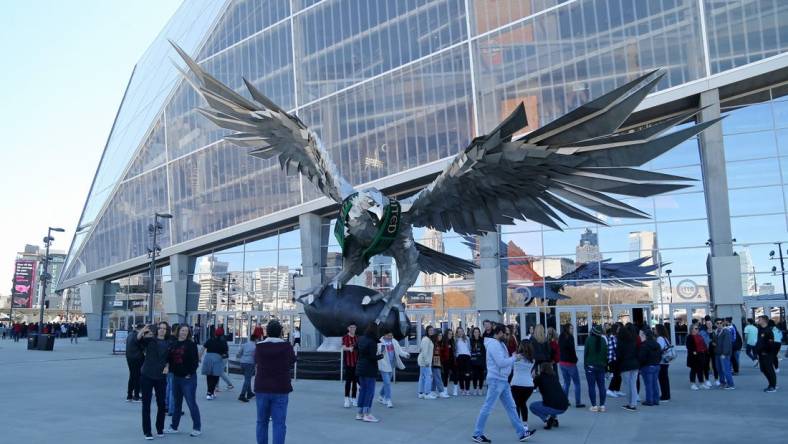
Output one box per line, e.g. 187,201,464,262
124,321,295,443
0,321,86,342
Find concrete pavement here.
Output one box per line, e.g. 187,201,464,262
0,338,785,443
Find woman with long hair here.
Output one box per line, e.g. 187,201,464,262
470,327,486,395
432,331,449,397
686,323,708,390
455,327,472,395
417,325,436,399
237,330,260,402
441,329,458,396
531,324,550,369
547,327,560,374
511,341,535,424
355,322,383,422
164,325,201,436
617,323,640,411
655,324,672,401
558,324,584,408
137,322,172,440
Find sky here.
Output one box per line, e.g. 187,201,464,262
0,0,182,294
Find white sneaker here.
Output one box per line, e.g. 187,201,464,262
714,380,721,386
703,381,712,388
377,396,385,404
351,398,358,407
163,427,179,434
362,414,380,423
144,436,154,441
690,384,699,391
205,394,215,400
701,383,711,390
355,413,363,420
606,389,617,398
418,393,425,399
452,386,458,396
776,368,781,373
386,400,393,408
425,392,438,400
343,397,351,408
190,430,202,437
439,390,450,399
615,391,626,397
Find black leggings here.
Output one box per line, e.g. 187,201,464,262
774,345,781,369
511,386,534,421
456,355,471,390
690,356,706,383
441,363,457,387
206,375,219,395
471,364,485,389
344,366,358,398
608,361,622,391
658,364,671,400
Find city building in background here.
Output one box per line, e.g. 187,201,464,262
53,0,788,346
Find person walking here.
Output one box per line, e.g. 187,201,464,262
755,316,778,392
617,324,639,412
455,327,472,396
137,322,172,440
237,331,260,402
342,322,359,408
530,362,569,431
558,324,585,408
511,341,535,426
214,326,235,391
744,318,759,366
470,327,486,396
126,324,144,402
686,324,709,390
164,325,202,437
417,325,437,399
638,329,661,406
254,320,296,444
471,324,535,443
376,328,409,408
583,325,608,412
655,324,673,401
355,322,383,422
201,329,228,400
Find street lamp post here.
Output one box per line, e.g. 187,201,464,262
39,227,65,329
769,243,787,322
665,269,674,304
147,213,172,324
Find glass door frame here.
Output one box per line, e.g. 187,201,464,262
405,308,436,347
667,303,710,349
555,305,592,348
447,309,479,333
504,307,542,341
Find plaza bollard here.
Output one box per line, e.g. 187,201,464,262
27,334,38,350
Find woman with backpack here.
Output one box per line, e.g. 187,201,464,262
655,324,673,401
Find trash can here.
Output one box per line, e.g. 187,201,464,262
27,335,38,350
37,334,55,351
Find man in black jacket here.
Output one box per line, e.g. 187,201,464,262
126,324,145,402
756,316,778,392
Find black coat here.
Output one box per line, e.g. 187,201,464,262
616,336,639,371
638,339,662,367
355,334,383,378
558,334,578,364
531,340,551,364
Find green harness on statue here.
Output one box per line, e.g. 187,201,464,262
334,193,401,263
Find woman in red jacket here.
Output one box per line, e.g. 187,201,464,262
440,329,458,396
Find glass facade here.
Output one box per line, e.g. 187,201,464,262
61,0,788,333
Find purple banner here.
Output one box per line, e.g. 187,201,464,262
12,259,37,308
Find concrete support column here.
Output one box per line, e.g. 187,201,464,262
699,89,744,322
163,254,190,325
78,279,104,341
474,230,503,324
294,213,326,350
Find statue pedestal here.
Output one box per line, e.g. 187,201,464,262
317,336,342,352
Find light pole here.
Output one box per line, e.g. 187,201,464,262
665,269,673,304
147,213,172,324
769,243,787,322
39,227,65,329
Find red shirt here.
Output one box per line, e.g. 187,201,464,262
342,334,358,367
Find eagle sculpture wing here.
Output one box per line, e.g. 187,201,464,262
402,70,721,234
171,42,354,204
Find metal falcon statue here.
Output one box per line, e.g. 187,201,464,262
172,42,719,336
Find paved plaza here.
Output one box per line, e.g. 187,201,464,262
1,338,786,443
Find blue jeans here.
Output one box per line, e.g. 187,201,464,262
716,355,734,387
171,375,201,431
529,401,566,422
641,365,660,405
166,373,175,414
256,393,288,444
560,364,582,404
584,364,606,406
379,371,392,400
473,379,526,438
357,377,376,414
241,363,255,397
418,366,432,394
432,368,445,393
745,344,757,361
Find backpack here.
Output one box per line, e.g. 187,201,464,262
660,338,676,363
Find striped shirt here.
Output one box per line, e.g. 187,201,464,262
342,334,358,367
